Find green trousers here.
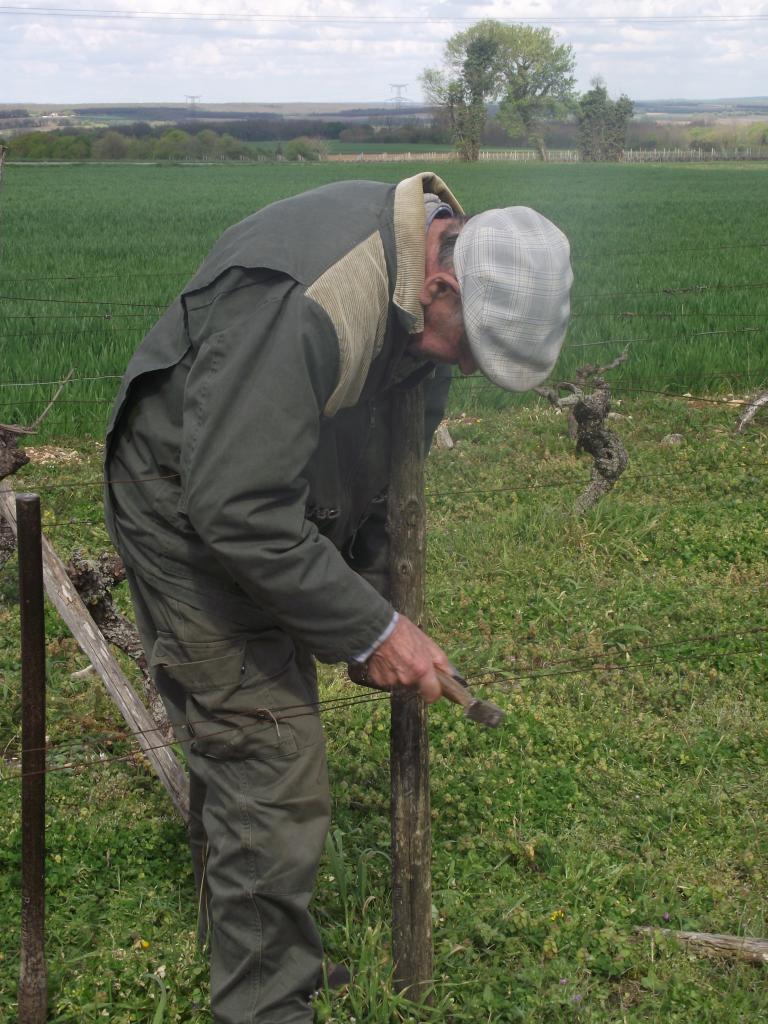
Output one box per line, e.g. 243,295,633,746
127,570,331,1024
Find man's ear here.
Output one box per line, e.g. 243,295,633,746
419,271,460,306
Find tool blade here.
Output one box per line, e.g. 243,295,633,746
465,698,505,728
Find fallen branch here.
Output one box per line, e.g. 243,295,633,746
634,926,768,966
735,389,768,434
29,370,75,430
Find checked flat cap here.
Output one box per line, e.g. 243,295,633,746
454,207,573,392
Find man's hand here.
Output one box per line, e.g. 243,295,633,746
366,615,451,704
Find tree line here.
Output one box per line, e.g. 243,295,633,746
0,119,452,161
6,18,766,165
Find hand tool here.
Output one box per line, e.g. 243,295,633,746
436,664,505,728
348,659,505,728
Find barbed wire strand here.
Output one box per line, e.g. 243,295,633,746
0,327,150,340
570,311,766,320
573,280,768,303
2,308,767,325
0,370,756,402
1,326,765,384
0,313,156,321
465,625,768,682
7,444,764,509
4,642,765,784
3,375,766,422
0,374,123,388
3,632,765,773
566,327,764,351
8,622,765,759
2,277,767,310
4,690,397,782
448,376,767,401
0,294,165,309
1,243,767,281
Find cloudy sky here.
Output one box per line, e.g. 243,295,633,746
3,2,767,106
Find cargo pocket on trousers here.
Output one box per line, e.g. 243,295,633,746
150,631,301,760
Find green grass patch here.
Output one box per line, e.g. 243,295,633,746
1,394,766,1021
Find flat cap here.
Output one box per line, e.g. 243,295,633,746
454,207,573,391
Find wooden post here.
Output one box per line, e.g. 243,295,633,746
0,485,189,822
388,382,433,1002
17,494,48,1023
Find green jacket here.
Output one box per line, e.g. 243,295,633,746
105,172,462,663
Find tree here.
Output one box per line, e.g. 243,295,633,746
154,128,193,160
284,136,327,162
193,129,221,159
577,79,634,161
421,22,506,160
92,130,129,160
495,25,577,159
421,20,575,161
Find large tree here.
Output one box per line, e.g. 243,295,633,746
421,20,576,161
421,22,506,161
577,78,634,161
495,24,577,159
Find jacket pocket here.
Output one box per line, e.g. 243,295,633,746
150,630,301,760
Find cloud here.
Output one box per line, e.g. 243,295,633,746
1,1,768,102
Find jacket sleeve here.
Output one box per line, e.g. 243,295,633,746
179,276,395,663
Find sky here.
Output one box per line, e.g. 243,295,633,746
2,2,767,106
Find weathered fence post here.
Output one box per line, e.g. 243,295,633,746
17,494,48,1024
388,383,433,1002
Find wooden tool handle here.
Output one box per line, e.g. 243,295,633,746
435,667,472,708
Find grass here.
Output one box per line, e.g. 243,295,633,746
1,389,767,1021
0,160,766,1020
0,161,767,435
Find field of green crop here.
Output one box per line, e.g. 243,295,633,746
1,160,766,434
1,162,767,1022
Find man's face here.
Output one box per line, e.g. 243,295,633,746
410,273,478,375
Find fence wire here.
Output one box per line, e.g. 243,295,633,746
1,277,766,309
2,627,765,784
1,240,768,283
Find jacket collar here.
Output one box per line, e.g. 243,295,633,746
392,172,463,335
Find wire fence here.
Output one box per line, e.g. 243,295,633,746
3,625,765,786
2,216,766,776
3,373,765,787
0,280,765,311
0,239,766,280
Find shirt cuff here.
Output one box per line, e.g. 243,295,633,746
352,611,399,663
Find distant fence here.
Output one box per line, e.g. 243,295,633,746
621,146,768,162
7,146,768,168
328,147,768,164
327,149,579,163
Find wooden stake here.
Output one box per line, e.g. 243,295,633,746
17,494,48,1024
0,485,189,822
388,382,433,1002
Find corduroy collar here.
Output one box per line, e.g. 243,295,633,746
392,171,463,335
